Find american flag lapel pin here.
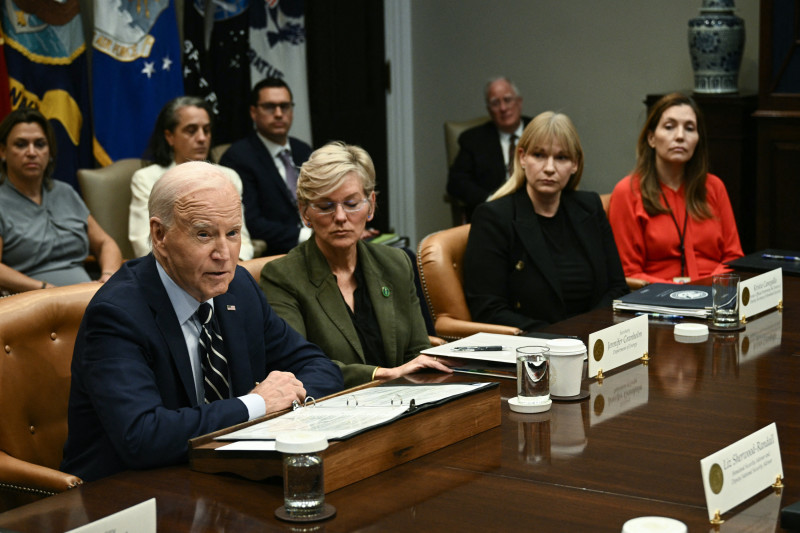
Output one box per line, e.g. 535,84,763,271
227,305,236,311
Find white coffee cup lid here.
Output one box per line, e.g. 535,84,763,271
275,431,328,454
674,323,709,337
545,337,586,355
621,516,687,533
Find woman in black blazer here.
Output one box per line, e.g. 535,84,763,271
463,111,628,331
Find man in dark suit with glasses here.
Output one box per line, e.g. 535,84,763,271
221,78,313,254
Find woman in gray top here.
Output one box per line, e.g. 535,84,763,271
0,108,121,293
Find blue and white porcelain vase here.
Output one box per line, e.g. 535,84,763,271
688,0,745,94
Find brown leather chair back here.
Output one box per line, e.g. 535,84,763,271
0,284,98,505
417,225,520,341
238,254,286,282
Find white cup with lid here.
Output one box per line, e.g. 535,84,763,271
621,516,687,533
545,338,586,398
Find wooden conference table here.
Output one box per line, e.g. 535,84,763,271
1,274,799,532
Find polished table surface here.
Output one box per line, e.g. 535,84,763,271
1,274,799,532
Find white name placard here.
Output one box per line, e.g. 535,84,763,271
739,268,782,321
66,498,156,533
588,314,648,378
589,364,648,427
700,423,783,521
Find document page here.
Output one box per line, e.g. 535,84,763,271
217,383,491,441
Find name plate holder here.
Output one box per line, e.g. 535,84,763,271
700,422,784,525
739,268,783,324
588,314,649,382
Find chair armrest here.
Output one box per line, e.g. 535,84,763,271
434,316,520,342
252,239,268,258
0,451,82,495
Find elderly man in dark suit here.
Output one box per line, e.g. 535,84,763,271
447,76,531,221
61,162,343,482
220,78,313,254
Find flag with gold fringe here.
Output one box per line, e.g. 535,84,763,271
1,0,92,189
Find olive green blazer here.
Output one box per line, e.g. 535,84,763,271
259,238,431,388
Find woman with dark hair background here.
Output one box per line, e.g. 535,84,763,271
0,107,121,293
128,96,255,259
608,92,743,284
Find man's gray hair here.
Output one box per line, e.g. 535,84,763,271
484,76,521,103
149,161,234,230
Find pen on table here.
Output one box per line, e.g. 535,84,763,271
762,253,800,262
450,345,509,352
635,312,686,321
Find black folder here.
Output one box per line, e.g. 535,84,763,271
727,249,800,276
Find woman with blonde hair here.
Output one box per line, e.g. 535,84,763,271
608,92,742,284
260,142,452,387
464,111,628,331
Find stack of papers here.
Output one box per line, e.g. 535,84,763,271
421,332,548,364
216,383,494,442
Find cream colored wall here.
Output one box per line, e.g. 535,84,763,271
410,0,759,243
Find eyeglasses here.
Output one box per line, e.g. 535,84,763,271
487,95,518,109
256,102,294,114
308,198,370,216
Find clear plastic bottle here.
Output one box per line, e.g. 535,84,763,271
283,451,324,516
275,431,328,518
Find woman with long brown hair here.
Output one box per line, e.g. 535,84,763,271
608,93,742,284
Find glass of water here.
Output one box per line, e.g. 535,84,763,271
516,346,550,404
711,273,741,329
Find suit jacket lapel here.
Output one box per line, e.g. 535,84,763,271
511,190,562,301
249,132,296,208
138,256,199,406
213,284,255,396
306,240,365,362
358,242,397,362
483,122,506,173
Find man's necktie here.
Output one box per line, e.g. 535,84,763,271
507,134,517,177
197,302,230,403
279,149,299,198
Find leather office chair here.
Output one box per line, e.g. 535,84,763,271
417,224,520,341
210,143,231,164
77,158,142,260
238,254,286,281
600,193,611,215
0,283,100,510
443,116,491,226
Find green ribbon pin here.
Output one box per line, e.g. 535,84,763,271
381,286,391,298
